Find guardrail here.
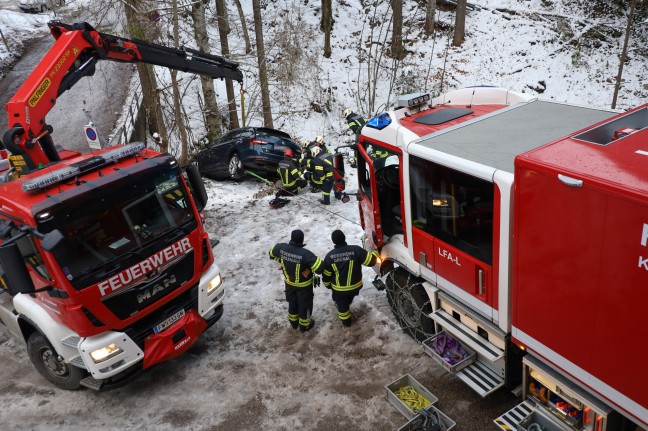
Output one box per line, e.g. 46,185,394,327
108,79,143,147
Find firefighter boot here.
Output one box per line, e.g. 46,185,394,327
342,318,352,327
300,319,316,332
290,320,298,330
319,195,330,205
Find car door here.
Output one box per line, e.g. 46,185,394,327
197,131,237,176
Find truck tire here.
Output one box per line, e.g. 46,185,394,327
27,332,83,390
385,267,435,342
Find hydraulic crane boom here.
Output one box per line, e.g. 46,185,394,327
2,21,243,175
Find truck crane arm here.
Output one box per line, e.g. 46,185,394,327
2,21,243,175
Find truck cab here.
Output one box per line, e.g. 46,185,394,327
0,144,225,389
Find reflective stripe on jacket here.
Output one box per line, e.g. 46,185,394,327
346,113,367,134
269,242,324,287
277,157,301,187
323,244,378,292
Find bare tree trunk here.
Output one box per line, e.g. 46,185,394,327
216,0,240,130
252,0,273,128
171,0,190,163
233,0,252,54
124,0,168,152
390,0,404,59
453,0,467,46
321,0,333,58
191,0,221,142
612,0,637,109
424,0,437,36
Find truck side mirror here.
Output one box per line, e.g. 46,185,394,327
0,242,35,296
185,163,208,212
40,229,64,252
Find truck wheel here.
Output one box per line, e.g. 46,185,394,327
27,332,83,390
228,153,244,180
386,268,435,342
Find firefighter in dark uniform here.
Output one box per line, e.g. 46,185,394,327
269,230,323,332
343,108,367,141
276,149,307,197
302,146,334,204
322,230,378,327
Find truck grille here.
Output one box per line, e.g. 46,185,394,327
125,285,199,348
101,251,195,320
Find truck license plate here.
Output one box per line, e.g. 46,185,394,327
153,309,185,334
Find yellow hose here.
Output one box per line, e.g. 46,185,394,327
395,386,431,411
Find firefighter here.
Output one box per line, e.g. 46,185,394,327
276,149,307,197
303,146,334,205
323,230,378,327
269,230,324,332
343,108,367,141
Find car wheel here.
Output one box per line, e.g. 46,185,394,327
27,332,83,390
228,152,244,180
386,267,436,342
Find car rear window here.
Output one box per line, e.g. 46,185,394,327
256,130,293,147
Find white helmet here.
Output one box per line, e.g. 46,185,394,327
343,108,352,117
310,146,322,157
315,135,323,144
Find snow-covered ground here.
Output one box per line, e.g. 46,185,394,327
0,0,646,430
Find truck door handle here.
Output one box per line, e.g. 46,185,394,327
557,174,583,188
478,269,484,295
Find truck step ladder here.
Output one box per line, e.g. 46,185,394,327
80,375,103,390
493,400,533,430
456,360,505,397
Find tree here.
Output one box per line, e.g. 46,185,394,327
191,0,221,142
453,0,467,46
424,0,437,36
321,0,333,58
390,0,404,59
124,0,169,153
170,0,190,163
216,0,240,130
612,0,637,109
233,0,252,54
252,0,273,128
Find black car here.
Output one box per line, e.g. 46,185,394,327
195,127,302,180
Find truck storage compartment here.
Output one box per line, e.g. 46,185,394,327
423,330,476,373
517,407,572,431
385,374,438,419
398,405,456,431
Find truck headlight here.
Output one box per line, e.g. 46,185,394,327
207,273,222,294
90,343,123,363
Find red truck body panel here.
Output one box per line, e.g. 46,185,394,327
513,105,648,427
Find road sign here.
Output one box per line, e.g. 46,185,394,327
84,124,101,150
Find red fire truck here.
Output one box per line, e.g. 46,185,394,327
357,87,647,430
0,22,242,390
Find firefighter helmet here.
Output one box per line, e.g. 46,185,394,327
315,135,323,144
310,146,322,157
343,108,352,117
284,149,293,158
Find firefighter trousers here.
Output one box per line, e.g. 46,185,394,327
331,289,360,326
277,178,307,197
285,283,314,330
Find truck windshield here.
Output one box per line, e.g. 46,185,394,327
50,168,197,290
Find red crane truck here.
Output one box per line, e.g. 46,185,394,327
0,22,242,390
357,87,647,430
